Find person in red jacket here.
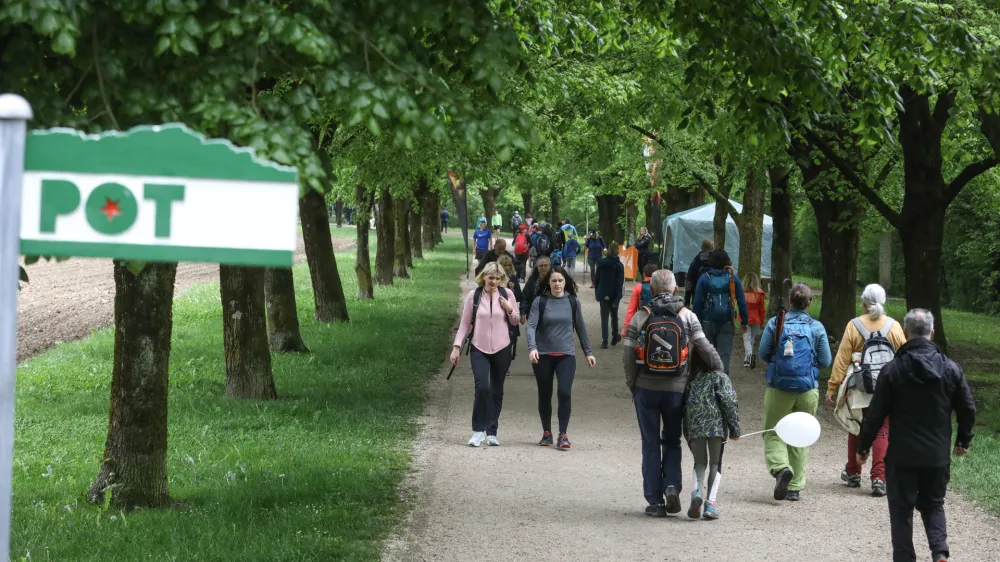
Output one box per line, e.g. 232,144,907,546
742,272,767,369
621,263,659,337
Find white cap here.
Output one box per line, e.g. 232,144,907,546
0,94,33,120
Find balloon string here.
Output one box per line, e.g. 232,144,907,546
738,429,776,438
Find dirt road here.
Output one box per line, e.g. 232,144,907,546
385,273,1000,562
16,235,355,362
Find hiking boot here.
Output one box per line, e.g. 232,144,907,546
841,469,849,483
786,490,801,501
664,486,682,514
538,431,553,446
703,500,720,520
468,431,486,447
611,334,622,346
600,342,609,349
773,468,793,500
486,435,500,447
847,474,861,488
932,551,948,562
750,355,757,369
557,433,572,450
645,504,667,518
687,491,704,519
872,479,886,497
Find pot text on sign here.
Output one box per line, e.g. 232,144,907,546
40,180,185,237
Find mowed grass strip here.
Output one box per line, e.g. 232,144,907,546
12,237,465,561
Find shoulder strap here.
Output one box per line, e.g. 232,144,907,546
499,287,508,300
881,317,895,336
537,295,548,326
852,317,872,340
471,287,484,331
570,295,578,333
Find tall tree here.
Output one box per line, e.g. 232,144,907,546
767,166,793,317
355,184,375,300
395,196,412,277
220,266,276,400
375,187,396,285
299,190,350,322
264,268,309,353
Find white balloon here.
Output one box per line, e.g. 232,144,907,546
774,412,822,448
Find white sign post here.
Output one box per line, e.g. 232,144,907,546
0,96,301,559
0,94,32,559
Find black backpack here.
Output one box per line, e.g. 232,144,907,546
535,235,552,256
462,286,509,355
637,304,689,376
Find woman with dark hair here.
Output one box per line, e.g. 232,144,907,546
693,249,749,375
757,282,832,502
635,226,653,274
526,265,596,449
520,255,552,324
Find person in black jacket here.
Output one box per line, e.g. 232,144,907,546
474,238,514,275
634,227,652,275
684,239,714,307
520,256,552,322
857,308,975,562
594,243,625,348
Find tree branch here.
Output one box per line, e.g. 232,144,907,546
946,157,999,205
873,152,900,191
932,90,957,128
629,124,666,149
690,171,741,224
802,128,900,228
92,27,119,129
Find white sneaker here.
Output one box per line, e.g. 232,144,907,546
468,431,486,447
487,435,500,446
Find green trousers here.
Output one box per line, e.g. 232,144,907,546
763,387,819,492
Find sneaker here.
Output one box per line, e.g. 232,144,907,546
687,491,704,519
871,479,886,497
786,490,801,501
645,504,667,518
847,474,861,488
538,431,553,446
773,468,793,500
611,334,622,347
703,500,720,520
557,433,572,449
750,355,757,369
664,486,682,514
487,435,500,447
932,551,948,562
468,431,486,447
743,358,751,368
600,342,609,349
840,469,849,483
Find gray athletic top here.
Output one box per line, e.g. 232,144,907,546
526,294,592,356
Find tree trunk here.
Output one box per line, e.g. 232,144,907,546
645,193,662,244
879,232,893,290
810,196,861,341
899,199,949,350
737,168,766,278
220,266,277,400
395,196,411,277
664,184,704,216
264,267,309,353
768,166,793,317
334,199,343,227
409,194,423,260
550,185,560,225
355,185,375,300
88,262,176,510
420,183,437,250
521,190,533,217
595,194,626,245
481,186,500,233
299,190,350,322
713,190,730,250
432,191,443,245
375,187,395,285
626,199,638,245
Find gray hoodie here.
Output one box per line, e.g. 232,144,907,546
526,294,592,356
622,294,722,393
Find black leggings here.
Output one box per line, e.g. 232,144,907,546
533,354,576,434
470,346,512,435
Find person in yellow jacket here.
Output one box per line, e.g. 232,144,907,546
825,284,906,497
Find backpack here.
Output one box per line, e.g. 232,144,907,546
637,304,689,377
852,317,897,394
771,317,817,393
535,235,551,256
640,281,653,308
536,294,578,334
512,215,523,229
550,249,563,266
514,233,530,255
702,270,735,324
462,286,509,355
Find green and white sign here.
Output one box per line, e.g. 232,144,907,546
19,124,299,267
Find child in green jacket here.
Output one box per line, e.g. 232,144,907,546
683,352,741,520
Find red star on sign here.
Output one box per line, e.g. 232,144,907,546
99,198,122,221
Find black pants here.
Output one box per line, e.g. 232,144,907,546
599,299,620,344
887,462,950,562
514,254,528,281
442,219,448,232
470,346,513,435
532,354,576,435
589,261,599,285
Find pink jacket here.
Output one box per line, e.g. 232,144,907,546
453,288,520,354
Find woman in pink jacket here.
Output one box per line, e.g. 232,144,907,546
450,262,521,447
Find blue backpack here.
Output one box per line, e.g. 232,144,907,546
550,249,563,266
702,271,734,323
772,317,817,393
640,281,653,308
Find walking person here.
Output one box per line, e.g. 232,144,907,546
563,235,581,279
683,352,741,520
622,263,658,336
594,243,625,349
492,209,503,236
857,308,975,562
584,230,606,288
520,256,551,325
684,239,714,307
450,262,521,447
827,284,906,497
510,210,523,232
441,206,450,233
475,238,514,275
473,219,491,264
634,226,653,275
512,224,531,282
742,272,767,369
623,269,724,517
497,255,524,362
693,249,749,374
526,266,596,450
757,283,832,501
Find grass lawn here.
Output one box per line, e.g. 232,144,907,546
12,237,465,561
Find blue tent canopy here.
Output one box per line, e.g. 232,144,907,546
660,200,772,278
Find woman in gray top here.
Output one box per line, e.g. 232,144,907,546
527,266,596,449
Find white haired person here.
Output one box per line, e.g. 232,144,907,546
825,284,906,496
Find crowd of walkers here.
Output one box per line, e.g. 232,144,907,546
450,227,976,562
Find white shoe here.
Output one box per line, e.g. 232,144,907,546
487,435,500,446
468,432,486,447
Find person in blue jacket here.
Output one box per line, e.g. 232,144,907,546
584,230,607,287
473,219,492,263
563,236,581,279
757,282,832,502
693,250,749,375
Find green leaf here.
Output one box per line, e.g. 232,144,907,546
373,102,388,119
52,30,75,56
154,36,171,56
367,117,382,136
124,261,147,276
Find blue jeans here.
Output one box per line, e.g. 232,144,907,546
633,387,684,505
703,321,736,374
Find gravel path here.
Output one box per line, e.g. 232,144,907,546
385,269,1000,562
